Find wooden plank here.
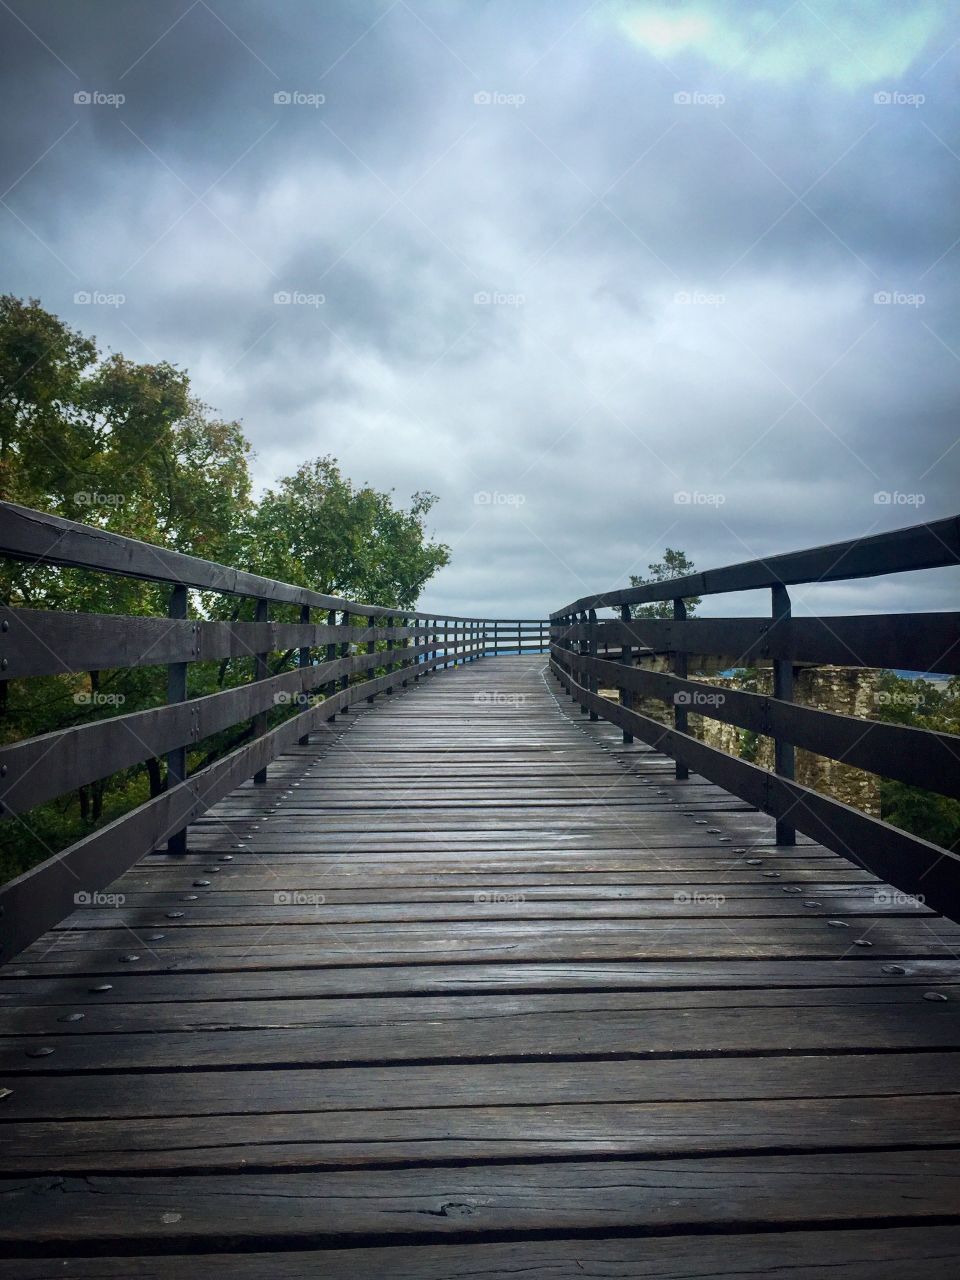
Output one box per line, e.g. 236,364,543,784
5,957,958,1005
4,1151,960,1249
4,1093,960,1173
7,1227,960,1279
2,653,957,1270
4,1051,959,1121
4,997,960,1071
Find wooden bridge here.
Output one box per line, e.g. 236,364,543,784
1,502,960,1276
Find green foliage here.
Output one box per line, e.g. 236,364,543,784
251,457,449,608
0,296,452,883
872,670,960,851
629,548,701,619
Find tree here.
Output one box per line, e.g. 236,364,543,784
250,457,450,609
0,298,454,883
629,548,701,619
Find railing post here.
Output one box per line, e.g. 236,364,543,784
386,615,394,693
588,608,599,720
339,610,351,712
253,597,269,785
325,607,337,721
366,613,376,703
165,583,189,855
772,583,796,846
493,620,499,656
578,611,589,714
673,597,688,781
298,603,311,745
620,603,634,744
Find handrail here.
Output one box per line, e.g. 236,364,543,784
552,514,960,617
0,501,549,958
550,512,960,921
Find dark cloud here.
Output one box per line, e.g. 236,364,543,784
1,0,958,618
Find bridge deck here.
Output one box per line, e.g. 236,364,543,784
3,655,960,1275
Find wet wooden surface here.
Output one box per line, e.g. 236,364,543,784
2,655,959,1274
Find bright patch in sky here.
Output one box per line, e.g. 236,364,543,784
617,1,942,89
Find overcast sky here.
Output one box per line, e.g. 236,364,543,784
2,0,958,619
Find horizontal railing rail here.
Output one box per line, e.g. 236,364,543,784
550,513,960,920
0,501,548,958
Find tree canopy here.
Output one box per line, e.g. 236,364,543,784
628,547,701,619
0,295,451,881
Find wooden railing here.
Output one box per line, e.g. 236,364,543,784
550,514,960,920
0,501,547,958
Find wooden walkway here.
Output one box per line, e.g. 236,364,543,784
3,654,960,1275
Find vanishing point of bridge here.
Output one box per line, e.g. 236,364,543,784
1,502,960,1276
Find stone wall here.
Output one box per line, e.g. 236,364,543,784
619,660,881,817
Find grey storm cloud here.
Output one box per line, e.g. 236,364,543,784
1,0,958,618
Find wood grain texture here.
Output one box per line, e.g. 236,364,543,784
2,655,958,1269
